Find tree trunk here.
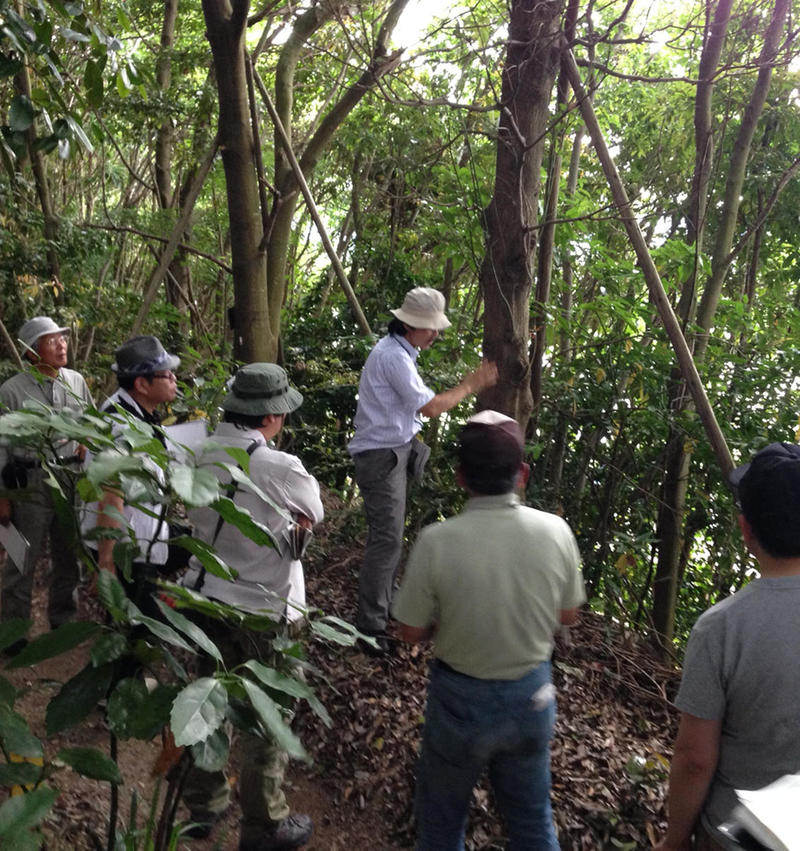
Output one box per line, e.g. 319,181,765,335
478,0,565,426
202,0,274,362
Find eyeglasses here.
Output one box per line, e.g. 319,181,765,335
150,371,177,381
39,334,69,347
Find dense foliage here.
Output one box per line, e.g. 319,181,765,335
2,0,800,651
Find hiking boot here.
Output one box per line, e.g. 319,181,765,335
239,814,313,850
356,630,393,658
183,810,223,839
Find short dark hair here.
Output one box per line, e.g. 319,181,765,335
388,317,408,336
732,443,800,558
117,373,150,391
458,417,524,495
223,410,268,430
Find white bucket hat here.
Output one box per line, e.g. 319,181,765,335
390,287,451,331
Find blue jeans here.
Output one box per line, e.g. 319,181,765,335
415,660,559,851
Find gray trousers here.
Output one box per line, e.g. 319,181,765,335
2,468,78,627
353,440,428,633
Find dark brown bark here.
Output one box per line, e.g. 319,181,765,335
478,0,566,425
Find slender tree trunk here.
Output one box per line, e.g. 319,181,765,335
478,0,565,426
202,0,273,361
651,0,788,648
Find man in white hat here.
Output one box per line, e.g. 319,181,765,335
179,363,322,850
0,316,93,642
348,287,497,655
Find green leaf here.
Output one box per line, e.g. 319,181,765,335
0,676,16,709
46,663,114,735
154,600,222,663
90,632,128,666
0,705,43,759
96,569,130,620
83,56,105,109
86,448,145,487
243,661,314,702
56,747,121,783
210,497,278,550
129,613,196,655
0,620,31,653
0,786,58,837
8,95,35,132
7,622,100,669
108,679,176,741
172,538,236,583
0,762,42,788
309,616,361,647
189,727,229,772
169,462,219,506
171,678,228,747
241,680,307,762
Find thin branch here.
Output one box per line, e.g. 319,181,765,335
82,223,232,274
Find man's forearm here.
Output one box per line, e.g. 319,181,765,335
661,750,715,849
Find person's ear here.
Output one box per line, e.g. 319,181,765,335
516,462,530,490
455,466,467,490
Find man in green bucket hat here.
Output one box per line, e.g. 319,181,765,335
180,362,322,851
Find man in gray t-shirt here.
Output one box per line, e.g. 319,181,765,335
656,443,800,851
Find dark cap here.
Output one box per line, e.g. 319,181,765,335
730,442,800,557
222,363,303,416
112,335,180,377
458,410,524,495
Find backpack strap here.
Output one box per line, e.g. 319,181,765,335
192,440,259,592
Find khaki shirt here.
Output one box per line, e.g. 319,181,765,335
0,366,94,468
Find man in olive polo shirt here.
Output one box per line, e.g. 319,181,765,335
394,411,585,850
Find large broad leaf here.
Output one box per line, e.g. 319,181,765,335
241,680,307,762
309,616,362,647
96,570,130,621
8,95,35,132
83,56,104,109
171,678,228,747
0,761,42,787
0,619,31,654
154,599,222,663
46,663,114,735
56,747,121,784
210,497,278,550
90,632,128,666
0,676,16,710
0,705,43,758
107,679,175,741
168,462,219,506
173,537,237,583
86,449,146,487
189,727,229,772
0,786,58,837
7,622,100,669
243,662,331,728
129,613,196,655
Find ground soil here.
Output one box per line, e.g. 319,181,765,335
1,521,681,850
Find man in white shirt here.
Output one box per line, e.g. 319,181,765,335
0,316,93,639
348,288,497,653
180,362,322,851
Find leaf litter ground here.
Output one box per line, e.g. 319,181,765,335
1,504,681,849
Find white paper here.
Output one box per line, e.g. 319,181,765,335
0,522,31,575
734,773,800,851
163,420,209,463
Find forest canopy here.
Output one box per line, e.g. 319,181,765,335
2,0,800,651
